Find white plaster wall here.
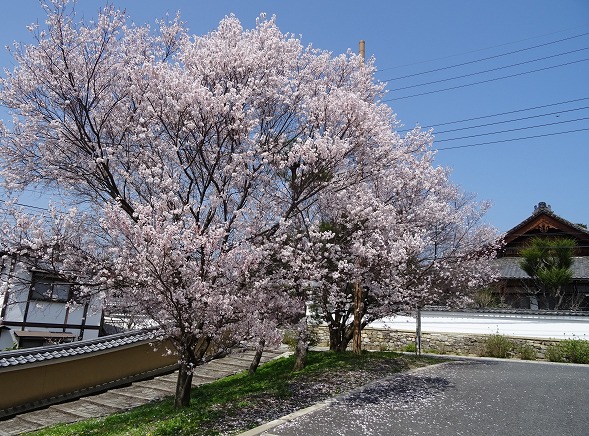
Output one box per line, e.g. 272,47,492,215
25,301,68,324
65,304,87,324
81,329,99,340
84,297,104,328
1,261,32,323
372,311,589,340
0,329,16,350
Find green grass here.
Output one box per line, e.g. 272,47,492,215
29,351,441,436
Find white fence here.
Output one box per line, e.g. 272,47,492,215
371,310,589,340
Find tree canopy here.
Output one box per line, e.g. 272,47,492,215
519,236,576,310
0,1,499,406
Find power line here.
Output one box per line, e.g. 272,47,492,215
435,127,589,151
435,116,589,143
397,97,589,132
379,32,589,80
433,106,589,135
0,198,49,212
386,47,589,92
376,27,589,72
383,58,589,101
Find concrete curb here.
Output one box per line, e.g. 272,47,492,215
406,351,589,368
238,400,336,436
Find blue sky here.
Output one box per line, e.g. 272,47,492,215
0,1,588,231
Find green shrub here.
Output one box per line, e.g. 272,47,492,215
472,289,499,308
482,334,513,358
516,343,537,360
546,339,589,364
403,342,417,353
545,344,564,362
558,339,589,364
282,330,299,350
282,329,319,351
428,344,448,355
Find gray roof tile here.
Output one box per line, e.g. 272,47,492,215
496,257,589,280
0,329,158,368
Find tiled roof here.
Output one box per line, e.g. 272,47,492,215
496,256,589,280
0,329,158,368
425,305,589,316
505,203,589,239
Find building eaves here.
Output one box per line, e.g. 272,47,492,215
505,204,589,240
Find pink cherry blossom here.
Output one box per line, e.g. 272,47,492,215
0,1,499,407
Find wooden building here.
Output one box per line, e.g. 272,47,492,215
494,202,589,310
0,254,103,350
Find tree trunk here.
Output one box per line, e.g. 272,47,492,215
328,322,353,352
329,325,343,351
554,286,565,310
248,338,265,375
293,325,308,371
174,334,211,408
175,362,194,408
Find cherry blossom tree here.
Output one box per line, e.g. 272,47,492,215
297,137,500,352
0,0,500,406
0,1,406,406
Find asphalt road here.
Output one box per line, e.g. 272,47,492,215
265,359,589,436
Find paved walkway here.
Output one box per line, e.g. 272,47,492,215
241,358,589,436
0,347,288,436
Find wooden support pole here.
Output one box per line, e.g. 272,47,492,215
352,39,365,355
352,280,362,354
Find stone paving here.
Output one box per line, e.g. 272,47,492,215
0,347,287,436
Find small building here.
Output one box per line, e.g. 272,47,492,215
494,202,589,310
0,254,103,350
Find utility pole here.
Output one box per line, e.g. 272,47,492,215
416,306,422,356
352,40,365,355
352,280,362,353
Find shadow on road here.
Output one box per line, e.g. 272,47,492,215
339,373,453,407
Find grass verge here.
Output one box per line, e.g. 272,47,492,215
29,351,442,436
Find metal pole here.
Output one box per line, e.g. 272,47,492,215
359,40,365,62
353,280,362,354
416,307,422,356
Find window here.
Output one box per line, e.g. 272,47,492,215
30,273,72,302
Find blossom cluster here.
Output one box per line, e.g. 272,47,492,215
0,1,499,392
